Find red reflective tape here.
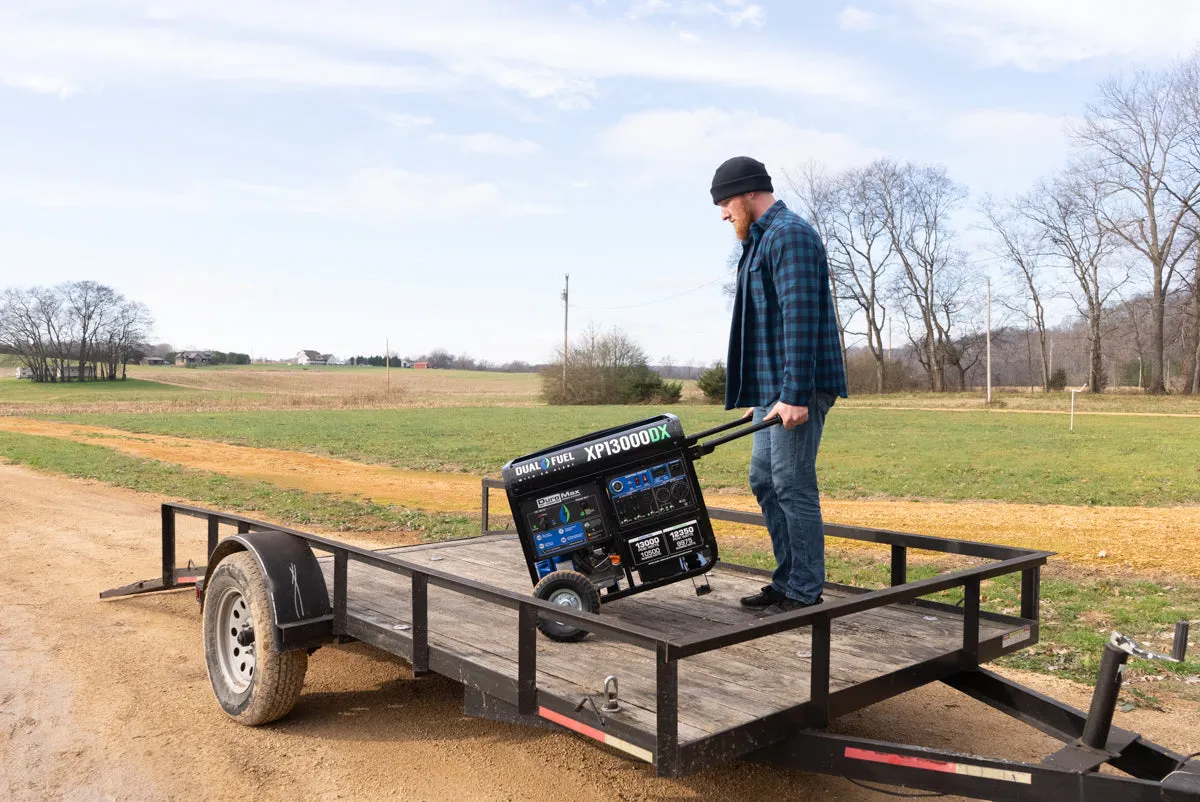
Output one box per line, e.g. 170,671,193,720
846,747,957,774
539,706,606,743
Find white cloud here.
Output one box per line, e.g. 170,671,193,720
0,1,891,107
0,169,558,220
946,108,1072,143
898,0,1200,70
0,73,79,97
837,6,878,32
940,108,1076,194
598,108,882,188
428,132,543,156
626,0,765,27
378,113,435,130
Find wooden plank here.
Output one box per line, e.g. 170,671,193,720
318,536,1032,749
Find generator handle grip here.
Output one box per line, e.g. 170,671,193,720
689,415,781,459
684,416,755,445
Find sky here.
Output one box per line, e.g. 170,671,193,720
3,1,1200,365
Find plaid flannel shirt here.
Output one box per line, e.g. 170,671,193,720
725,200,848,410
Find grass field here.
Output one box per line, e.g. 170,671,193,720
1,428,1194,697
52,405,1200,506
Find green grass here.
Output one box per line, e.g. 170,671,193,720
722,542,1200,700
2,428,1195,700
54,405,1200,505
0,431,475,540
0,376,203,404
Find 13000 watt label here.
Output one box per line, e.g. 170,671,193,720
627,520,701,566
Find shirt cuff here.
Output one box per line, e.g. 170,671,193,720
780,385,810,407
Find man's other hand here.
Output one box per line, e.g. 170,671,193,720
768,400,809,430
742,407,755,420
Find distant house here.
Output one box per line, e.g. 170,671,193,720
13,367,33,379
176,351,214,367
141,356,166,366
297,350,327,365
413,361,430,369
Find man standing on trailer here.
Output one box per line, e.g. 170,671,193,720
711,156,847,615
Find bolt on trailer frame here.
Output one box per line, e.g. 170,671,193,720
101,478,1199,801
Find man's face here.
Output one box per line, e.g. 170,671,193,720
719,194,753,241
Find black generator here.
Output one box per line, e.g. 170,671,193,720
501,413,777,641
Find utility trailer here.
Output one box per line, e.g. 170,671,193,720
103,481,1199,801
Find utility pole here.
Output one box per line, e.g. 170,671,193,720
562,274,569,394
986,277,992,405
386,337,390,394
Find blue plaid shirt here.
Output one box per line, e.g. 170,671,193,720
725,200,848,410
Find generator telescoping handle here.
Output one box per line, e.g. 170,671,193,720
688,415,781,459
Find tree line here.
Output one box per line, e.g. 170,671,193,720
789,55,1200,395
348,350,537,372
0,281,152,382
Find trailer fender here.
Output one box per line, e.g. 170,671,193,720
203,531,333,651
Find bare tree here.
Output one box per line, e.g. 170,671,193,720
785,163,853,373
790,161,894,392
1074,65,1200,393
877,161,970,392
1024,170,1125,392
980,195,1055,391
62,280,120,381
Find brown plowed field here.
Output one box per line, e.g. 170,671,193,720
2,417,1199,577
2,463,1196,801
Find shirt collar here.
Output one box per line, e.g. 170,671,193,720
752,199,786,237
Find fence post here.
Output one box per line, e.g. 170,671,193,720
207,515,219,559
333,550,348,633
810,615,831,728
161,504,176,588
518,602,538,714
656,643,679,776
412,573,430,676
890,545,907,587
963,577,981,669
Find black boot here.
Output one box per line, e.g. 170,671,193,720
740,585,784,609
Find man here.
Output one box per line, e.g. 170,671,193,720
711,156,847,615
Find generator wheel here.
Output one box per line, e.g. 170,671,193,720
533,570,601,642
203,551,308,725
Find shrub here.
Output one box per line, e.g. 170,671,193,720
541,326,681,405
696,363,726,403
1048,368,1068,391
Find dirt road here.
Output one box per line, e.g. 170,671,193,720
1,463,1197,801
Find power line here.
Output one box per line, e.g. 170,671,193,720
567,275,728,311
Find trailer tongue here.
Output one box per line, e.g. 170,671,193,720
103,468,1197,800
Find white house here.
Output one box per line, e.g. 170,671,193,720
296,350,327,365
13,366,33,379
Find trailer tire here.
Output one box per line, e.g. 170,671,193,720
203,551,307,725
533,570,600,642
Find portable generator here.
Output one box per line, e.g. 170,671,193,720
501,413,778,641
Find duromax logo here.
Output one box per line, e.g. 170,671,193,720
514,452,575,477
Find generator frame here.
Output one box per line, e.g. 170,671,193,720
101,478,1199,802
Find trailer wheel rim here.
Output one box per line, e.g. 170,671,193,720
215,586,256,693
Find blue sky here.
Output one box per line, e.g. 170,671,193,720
3,1,1199,364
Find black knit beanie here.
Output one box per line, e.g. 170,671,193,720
710,156,773,205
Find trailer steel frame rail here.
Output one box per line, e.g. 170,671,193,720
101,477,1199,801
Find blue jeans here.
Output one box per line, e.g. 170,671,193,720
749,392,836,603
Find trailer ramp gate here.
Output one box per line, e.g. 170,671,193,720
100,478,1198,802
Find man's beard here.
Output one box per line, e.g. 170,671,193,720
733,214,752,241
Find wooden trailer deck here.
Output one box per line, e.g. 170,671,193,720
318,533,1034,759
